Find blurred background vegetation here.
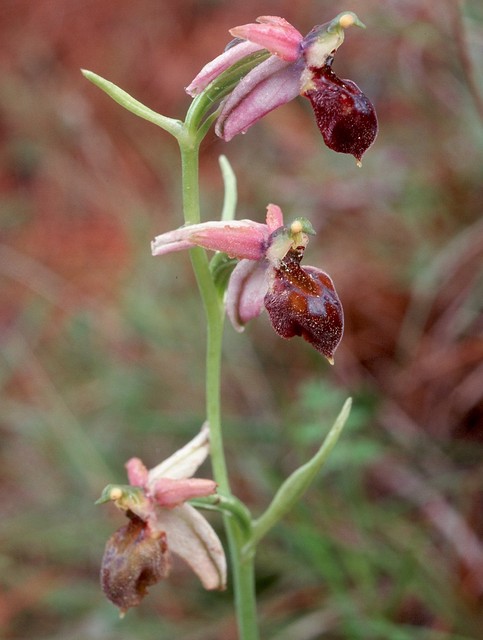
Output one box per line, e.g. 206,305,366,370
1,1,482,638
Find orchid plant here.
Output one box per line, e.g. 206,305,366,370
83,11,377,639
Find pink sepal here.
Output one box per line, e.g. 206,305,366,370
215,56,303,141
230,16,302,62
226,259,269,332
151,477,217,509
185,40,263,96
152,220,269,260
126,457,149,487
266,203,284,231
189,223,268,260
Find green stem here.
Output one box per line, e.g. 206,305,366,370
179,136,229,489
229,528,259,640
179,130,259,640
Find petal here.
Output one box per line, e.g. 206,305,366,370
151,219,269,260
226,259,269,332
215,56,304,141
230,17,302,62
148,423,210,484
151,477,217,508
125,457,149,487
265,203,284,232
185,40,264,96
159,504,227,590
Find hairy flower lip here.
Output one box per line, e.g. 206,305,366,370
304,64,378,162
101,515,170,614
264,250,344,362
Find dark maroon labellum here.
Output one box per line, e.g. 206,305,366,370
264,248,344,361
304,65,378,162
101,513,170,613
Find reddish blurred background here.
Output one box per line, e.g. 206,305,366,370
1,1,482,639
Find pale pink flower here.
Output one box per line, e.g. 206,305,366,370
98,425,226,613
152,204,343,362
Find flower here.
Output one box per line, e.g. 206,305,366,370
97,424,226,613
152,204,343,362
186,12,377,162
